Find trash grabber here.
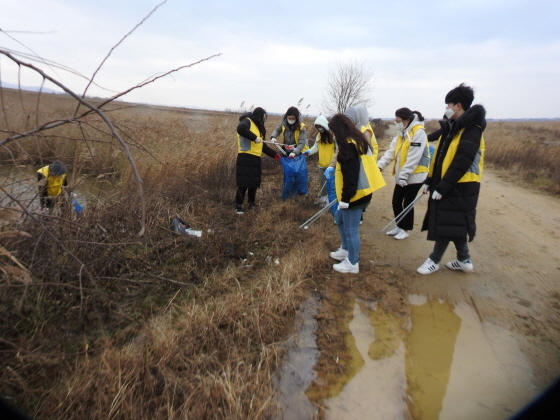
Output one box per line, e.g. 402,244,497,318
273,143,287,156
263,140,290,147
381,193,425,232
318,180,327,197
300,199,337,229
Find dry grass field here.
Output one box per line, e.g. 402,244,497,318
1,88,559,419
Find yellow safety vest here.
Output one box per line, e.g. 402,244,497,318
280,122,309,152
335,139,386,202
429,128,485,182
317,134,336,168
37,166,66,197
237,118,264,157
393,125,430,175
361,123,378,161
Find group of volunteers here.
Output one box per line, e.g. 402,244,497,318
236,83,487,275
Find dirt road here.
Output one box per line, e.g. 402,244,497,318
364,169,560,389
276,167,560,419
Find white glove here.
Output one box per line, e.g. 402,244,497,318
432,191,442,200
324,167,334,179
270,137,277,143
398,178,408,187
254,137,262,143
337,201,349,210
422,184,430,194
289,152,296,159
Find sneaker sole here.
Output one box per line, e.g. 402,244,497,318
330,254,348,261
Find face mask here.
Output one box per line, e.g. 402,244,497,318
287,118,296,125
444,107,455,120
395,122,404,130
317,126,325,133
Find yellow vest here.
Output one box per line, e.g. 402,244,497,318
393,125,430,175
37,166,66,197
317,134,336,168
237,118,264,157
361,123,378,161
281,123,309,152
335,139,386,202
429,128,485,182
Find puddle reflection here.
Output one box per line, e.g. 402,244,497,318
276,294,536,420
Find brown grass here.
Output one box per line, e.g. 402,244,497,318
1,89,558,419
0,88,336,419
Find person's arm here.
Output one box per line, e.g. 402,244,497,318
428,128,442,142
262,143,279,159
237,119,257,141
399,129,427,181
340,146,361,203
377,136,398,170
306,136,319,155
270,122,282,140
294,126,307,154
436,125,482,195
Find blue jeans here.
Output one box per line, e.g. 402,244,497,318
334,207,363,264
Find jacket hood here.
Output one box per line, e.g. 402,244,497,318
314,115,329,130
455,104,487,132
343,106,360,126
49,159,67,176
405,113,424,133
355,105,370,127
239,111,252,121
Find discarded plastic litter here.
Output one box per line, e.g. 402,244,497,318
171,217,202,237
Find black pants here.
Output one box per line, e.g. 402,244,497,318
429,240,470,264
235,187,256,206
392,183,423,231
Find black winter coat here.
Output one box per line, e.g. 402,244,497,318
236,112,277,188
422,104,486,242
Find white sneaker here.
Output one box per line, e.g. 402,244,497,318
417,258,440,275
333,258,359,274
446,259,474,271
329,247,348,261
394,230,409,240
387,227,401,236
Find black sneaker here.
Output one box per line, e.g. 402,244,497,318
235,205,244,215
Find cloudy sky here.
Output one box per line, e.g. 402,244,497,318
1,0,559,119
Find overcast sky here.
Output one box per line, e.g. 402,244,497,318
1,0,559,120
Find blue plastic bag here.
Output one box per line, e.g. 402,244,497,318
326,176,337,216
280,155,309,199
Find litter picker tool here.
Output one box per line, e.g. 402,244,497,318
381,193,425,232
300,198,338,229
263,140,290,146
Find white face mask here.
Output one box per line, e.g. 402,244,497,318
317,126,325,133
287,118,296,125
444,107,455,120
395,122,404,130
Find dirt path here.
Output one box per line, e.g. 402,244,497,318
363,169,560,389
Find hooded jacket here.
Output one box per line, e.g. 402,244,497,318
306,115,336,168
377,114,430,185
422,104,487,242
345,105,378,160
270,113,308,154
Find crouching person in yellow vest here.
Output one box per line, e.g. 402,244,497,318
378,108,430,240
327,114,385,274
37,159,68,211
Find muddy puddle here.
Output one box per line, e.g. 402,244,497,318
275,294,536,420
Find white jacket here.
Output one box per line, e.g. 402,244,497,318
377,115,428,185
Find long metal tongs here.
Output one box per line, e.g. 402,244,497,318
300,199,338,229
380,193,425,232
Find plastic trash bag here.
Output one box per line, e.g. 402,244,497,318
171,217,202,237
280,154,308,199
326,176,337,217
